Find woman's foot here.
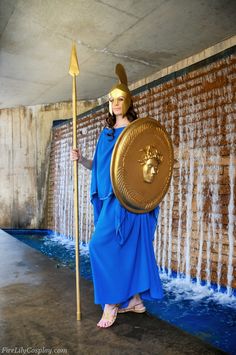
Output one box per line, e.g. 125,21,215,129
97,304,119,328
118,295,146,314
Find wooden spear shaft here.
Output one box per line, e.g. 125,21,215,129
69,44,81,320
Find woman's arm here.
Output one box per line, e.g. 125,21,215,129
79,156,93,170
70,149,93,170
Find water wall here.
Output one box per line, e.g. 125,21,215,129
46,48,236,291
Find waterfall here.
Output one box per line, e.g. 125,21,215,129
51,128,74,239
167,178,174,276
157,206,162,267
226,113,235,296
176,114,184,278
184,127,194,281
47,53,236,292
196,149,205,285
167,112,175,276
161,196,168,272
227,152,235,296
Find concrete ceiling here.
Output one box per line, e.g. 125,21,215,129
0,0,236,109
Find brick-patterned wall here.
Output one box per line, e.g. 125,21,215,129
46,49,236,289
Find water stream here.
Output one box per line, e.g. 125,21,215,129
47,58,236,296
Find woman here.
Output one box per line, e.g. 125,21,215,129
71,64,163,328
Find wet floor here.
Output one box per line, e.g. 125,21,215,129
0,230,225,355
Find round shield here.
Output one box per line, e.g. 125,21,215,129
110,117,174,213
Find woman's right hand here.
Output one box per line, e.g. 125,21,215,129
70,148,93,170
70,148,82,161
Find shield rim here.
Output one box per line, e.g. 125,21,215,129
110,117,174,213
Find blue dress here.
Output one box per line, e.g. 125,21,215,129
89,127,163,308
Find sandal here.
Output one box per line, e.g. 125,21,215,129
97,304,119,328
118,302,146,314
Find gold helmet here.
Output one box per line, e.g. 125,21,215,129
109,64,132,116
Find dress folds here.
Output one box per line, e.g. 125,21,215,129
89,127,163,308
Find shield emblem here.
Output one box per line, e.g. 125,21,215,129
110,117,174,213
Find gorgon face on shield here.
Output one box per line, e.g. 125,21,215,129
142,158,159,183
138,145,163,184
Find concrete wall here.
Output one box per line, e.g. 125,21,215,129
0,100,98,228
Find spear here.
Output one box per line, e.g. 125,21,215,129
69,43,81,320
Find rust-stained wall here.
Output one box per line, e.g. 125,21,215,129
0,100,98,228
46,48,236,288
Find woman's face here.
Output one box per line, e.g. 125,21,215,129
109,96,125,116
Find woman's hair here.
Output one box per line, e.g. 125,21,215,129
105,102,138,139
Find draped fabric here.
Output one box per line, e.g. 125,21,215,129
90,127,163,308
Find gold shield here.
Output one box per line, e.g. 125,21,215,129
110,117,174,213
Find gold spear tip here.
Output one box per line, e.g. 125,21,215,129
69,43,80,76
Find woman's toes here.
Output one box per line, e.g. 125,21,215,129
97,320,103,327
97,319,110,328
97,304,118,328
